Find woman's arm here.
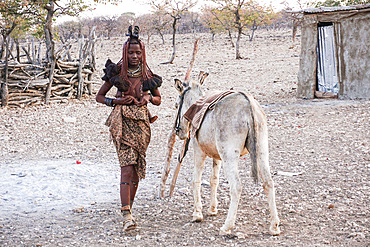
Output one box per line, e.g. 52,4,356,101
96,82,136,106
150,88,161,106
96,81,113,104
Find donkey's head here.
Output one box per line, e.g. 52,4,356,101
173,71,209,140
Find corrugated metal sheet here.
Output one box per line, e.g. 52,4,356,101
291,3,370,14
317,25,339,93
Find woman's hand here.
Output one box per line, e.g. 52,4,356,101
136,94,151,107
115,95,137,105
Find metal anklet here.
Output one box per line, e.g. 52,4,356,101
121,205,131,212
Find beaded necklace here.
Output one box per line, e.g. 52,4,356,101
127,63,142,77
127,64,143,98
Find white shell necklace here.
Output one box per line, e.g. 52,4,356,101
127,63,141,77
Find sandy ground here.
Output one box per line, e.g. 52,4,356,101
0,30,369,246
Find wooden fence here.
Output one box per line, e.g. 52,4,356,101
0,28,96,108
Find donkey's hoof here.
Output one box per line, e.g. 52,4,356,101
192,213,203,222
207,208,218,216
269,226,281,236
219,227,231,236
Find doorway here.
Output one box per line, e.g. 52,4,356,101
316,22,339,96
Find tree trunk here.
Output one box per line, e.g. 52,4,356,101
0,21,16,62
161,16,179,64
158,31,165,44
227,29,235,48
1,37,10,107
44,1,56,104
37,40,42,64
32,37,36,63
236,29,242,59
234,6,242,59
147,34,151,46
249,21,257,42
0,37,4,61
15,39,20,63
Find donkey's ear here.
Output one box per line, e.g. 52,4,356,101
198,71,205,81
174,79,184,93
199,72,209,85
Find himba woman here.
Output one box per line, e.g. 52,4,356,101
96,26,162,231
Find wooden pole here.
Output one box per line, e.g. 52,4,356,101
159,127,177,198
77,35,84,99
1,37,9,107
159,38,200,198
184,38,199,83
169,136,190,197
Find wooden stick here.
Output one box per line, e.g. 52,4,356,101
184,38,199,83
159,127,177,198
169,137,190,197
160,38,200,198
167,39,200,196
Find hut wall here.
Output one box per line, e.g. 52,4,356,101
339,11,369,99
297,15,318,98
297,8,370,99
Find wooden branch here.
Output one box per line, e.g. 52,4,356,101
159,128,177,198
2,35,95,107
169,138,189,197
21,46,33,64
52,86,73,96
160,38,201,198
9,74,30,80
51,84,73,90
184,38,200,83
9,92,44,98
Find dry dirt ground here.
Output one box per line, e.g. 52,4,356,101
0,30,369,246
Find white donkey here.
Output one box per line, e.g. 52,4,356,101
173,73,280,236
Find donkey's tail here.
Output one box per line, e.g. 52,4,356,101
239,92,264,183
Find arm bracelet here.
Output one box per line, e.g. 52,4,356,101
104,98,115,107
148,92,153,102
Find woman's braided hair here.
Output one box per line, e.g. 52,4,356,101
118,26,154,83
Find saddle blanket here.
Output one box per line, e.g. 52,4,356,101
183,90,235,137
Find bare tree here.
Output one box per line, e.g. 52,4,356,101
100,15,119,39
151,8,171,44
151,0,197,64
116,12,136,36
209,0,275,59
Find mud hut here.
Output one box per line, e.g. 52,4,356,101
297,4,370,99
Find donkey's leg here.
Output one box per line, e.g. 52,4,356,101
192,145,207,222
208,159,221,216
219,155,242,235
258,127,281,235
259,164,280,235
